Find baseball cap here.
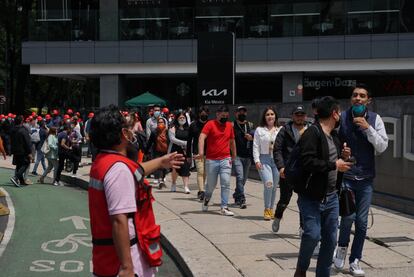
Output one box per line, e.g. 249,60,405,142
237,106,247,112
292,105,306,114
88,112,94,118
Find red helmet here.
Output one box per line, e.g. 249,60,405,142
63,114,70,120
0,114,4,119
75,112,80,117
67,109,73,115
4,116,8,119
37,116,43,121
88,112,94,118
162,107,169,114
7,113,13,117
52,109,59,116
31,112,37,117
45,114,51,120
122,111,129,116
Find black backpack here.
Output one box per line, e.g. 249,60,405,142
285,125,320,194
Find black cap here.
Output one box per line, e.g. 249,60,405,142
292,105,306,114
237,106,247,112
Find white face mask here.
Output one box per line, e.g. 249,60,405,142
178,119,186,126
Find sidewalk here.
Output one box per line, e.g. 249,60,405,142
2,158,414,276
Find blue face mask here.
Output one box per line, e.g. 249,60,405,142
351,105,366,118
154,111,161,118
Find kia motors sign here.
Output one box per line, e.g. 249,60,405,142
197,32,235,105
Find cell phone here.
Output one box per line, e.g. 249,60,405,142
347,156,357,165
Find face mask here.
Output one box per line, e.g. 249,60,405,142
154,111,161,118
157,123,166,131
178,119,186,126
237,114,246,122
351,104,367,118
219,117,228,124
200,115,208,122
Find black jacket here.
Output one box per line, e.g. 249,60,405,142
11,125,32,156
274,121,311,170
186,120,206,157
299,123,343,201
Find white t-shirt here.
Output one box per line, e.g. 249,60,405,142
104,162,156,277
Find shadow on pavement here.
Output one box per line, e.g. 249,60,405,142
249,233,300,241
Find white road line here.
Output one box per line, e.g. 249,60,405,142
0,188,16,258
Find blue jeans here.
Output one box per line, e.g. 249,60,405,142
338,179,373,263
33,149,46,173
205,158,232,208
257,154,279,209
297,193,339,277
233,156,251,202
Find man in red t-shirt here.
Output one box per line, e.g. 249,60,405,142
196,105,237,216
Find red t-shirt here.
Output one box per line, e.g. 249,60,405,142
201,120,235,160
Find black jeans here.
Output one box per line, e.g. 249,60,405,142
71,146,81,174
275,178,303,227
56,153,67,182
15,155,30,184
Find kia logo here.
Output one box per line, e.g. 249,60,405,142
201,89,228,97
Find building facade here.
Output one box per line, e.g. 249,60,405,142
22,0,414,213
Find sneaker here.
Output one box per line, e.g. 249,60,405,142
220,207,234,216
31,171,38,176
158,182,166,189
313,242,320,256
239,199,247,209
184,186,191,194
333,246,348,270
53,181,60,186
272,218,281,233
170,183,176,192
199,191,205,201
202,198,210,212
71,173,77,177
10,177,21,188
25,179,33,185
264,209,272,221
271,210,275,220
38,177,44,183
349,259,365,276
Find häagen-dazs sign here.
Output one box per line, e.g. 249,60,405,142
304,77,357,90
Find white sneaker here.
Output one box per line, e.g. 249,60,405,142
53,181,60,186
170,183,176,192
71,173,77,177
202,198,210,212
313,242,320,256
333,246,348,270
184,186,190,194
220,207,234,216
350,259,365,276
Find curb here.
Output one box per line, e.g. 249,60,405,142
63,174,193,277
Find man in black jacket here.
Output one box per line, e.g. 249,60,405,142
10,116,32,187
273,105,310,232
295,96,352,277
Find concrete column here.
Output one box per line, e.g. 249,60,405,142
282,72,304,103
99,0,118,41
99,75,126,107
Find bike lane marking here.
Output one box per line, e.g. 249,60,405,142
0,168,92,276
0,187,16,258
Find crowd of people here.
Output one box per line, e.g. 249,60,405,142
2,83,389,277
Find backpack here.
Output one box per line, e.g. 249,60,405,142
30,128,40,143
155,130,168,154
285,125,320,194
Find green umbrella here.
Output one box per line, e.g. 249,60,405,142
124,92,167,107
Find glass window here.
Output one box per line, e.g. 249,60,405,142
169,7,194,39
293,2,320,36
195,6,244,37
348,13,373,34
400,0,414,32
372,11,399,33
320,1,345,35
245,5,269,38
269,3,294,37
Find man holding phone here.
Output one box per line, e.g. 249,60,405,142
333,83,388,276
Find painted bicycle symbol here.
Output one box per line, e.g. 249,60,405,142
41,233,92,254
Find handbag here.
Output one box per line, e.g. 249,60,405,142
41,140,50,155
339,185,356,217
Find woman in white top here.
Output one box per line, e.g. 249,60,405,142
253,107,282,220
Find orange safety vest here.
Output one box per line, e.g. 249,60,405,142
89,152,162,277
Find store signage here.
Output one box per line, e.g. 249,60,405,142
197,32,235,105
304,77,357,90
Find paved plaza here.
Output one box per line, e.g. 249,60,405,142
1,158,414,276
